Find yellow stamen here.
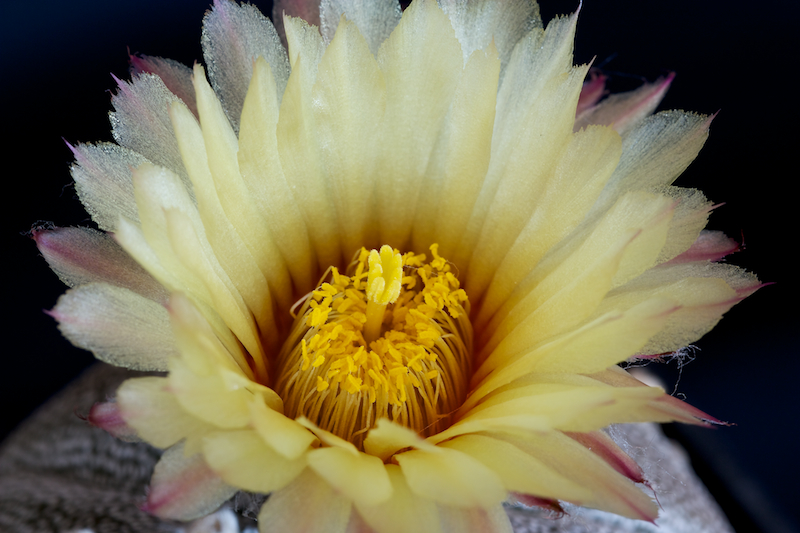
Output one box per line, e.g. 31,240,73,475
363,245,403,344
274,244,472,449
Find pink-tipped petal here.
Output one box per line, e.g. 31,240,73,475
129,54,198,117
575,72,675,134
34,226,168,304
566,431,644,483
576,69,607,116
665,230,740,264
273,0,322,50
110,74,189,184
510,492,565,515
86,401,140,441
143,443,237,521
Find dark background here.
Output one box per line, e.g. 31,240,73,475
1,1,796,532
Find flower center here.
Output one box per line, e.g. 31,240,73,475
275,244,472,449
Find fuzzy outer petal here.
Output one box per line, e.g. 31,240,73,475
50,283,175,371
202,0,290,132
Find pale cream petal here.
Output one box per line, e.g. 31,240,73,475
68,142,145,231
439,0,541,71
191,65,293,311
574,73,674,134
117,376,214,448
168,291,257,383
412,43,500,256
284,12,327,68
355,464,442,533
463,60,588,298
201,0,290,132
203,429,306,493
169,208,267,359
433,384,662,442
374,0,464,248
511,297,678,374
306,446,392,506
312,17,386,254
128,162,210,299
477,191,675,372
439,434,592,502
603,261,760,355
278,16,342,269
249,394,317,459
590,110,710,217
239,56,315,291
498,431,658,521
466,297,678,406
35,226,168,303
656,186,713,264
320,0,401,55
110,74,191,190
130,54,198,117
258,469,353,533
115,218,241,360
395,447,506,508
143,443,237,520
51,283,175,371
454,13,578,269
475,125,621,325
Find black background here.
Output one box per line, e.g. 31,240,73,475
1,1,796,532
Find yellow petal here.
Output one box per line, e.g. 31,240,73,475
203,429,306,493
498,431,658,520
467,297,678,406
249,394,317,459
307,446,392,506
439,433,591,503
363,418,440,462
168,356,252,429
171,91,281,348
395,446,506,508
476,125,621,326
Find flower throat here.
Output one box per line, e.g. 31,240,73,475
275,245,472,449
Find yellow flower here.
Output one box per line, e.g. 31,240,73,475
36,0,761,531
